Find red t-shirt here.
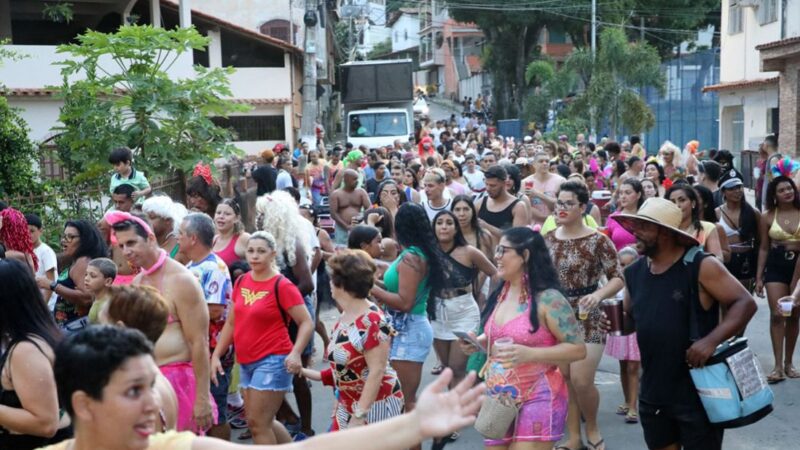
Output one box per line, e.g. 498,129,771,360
233,273,304,364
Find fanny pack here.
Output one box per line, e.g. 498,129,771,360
685,247,773,428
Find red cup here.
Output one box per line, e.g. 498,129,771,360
601,299,624,336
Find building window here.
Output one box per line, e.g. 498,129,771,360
728,1,743,34
221,30,285,68
404,30,408,40
260,19,292,43
212,115,286,141
758,0,778,25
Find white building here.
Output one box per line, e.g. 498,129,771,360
389,8,419,53
706,0,800,155
0,0,303,156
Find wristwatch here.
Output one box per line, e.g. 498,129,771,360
352,404,368,421
50,280,59,291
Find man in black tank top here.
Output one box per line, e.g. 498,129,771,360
475,166,529,241
612,198,756,450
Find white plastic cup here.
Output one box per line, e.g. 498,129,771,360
578,303,589,321
779,298,794,317
493,337,514,356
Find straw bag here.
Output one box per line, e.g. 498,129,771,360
473,328,520,439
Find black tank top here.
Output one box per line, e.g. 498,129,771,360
0,339,72,449
443,251,479,291
478,197,519,231
626,250,718,407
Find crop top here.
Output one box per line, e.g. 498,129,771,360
383,246,430,315
769,211,800,242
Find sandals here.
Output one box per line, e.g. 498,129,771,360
767,369,786,384
625,410,639,424
785,365,800,378
615,404,629,415
587,438,605,450
431,364,445,375
430,431,458,450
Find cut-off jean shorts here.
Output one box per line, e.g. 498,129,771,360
239,354,294,392
389,312,434,363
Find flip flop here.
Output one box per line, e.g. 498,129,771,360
785,365,800,378
767,370,786,384
625,410,639,423
430,364,445,375
554,445,587,450
587,438,605,450
615,404,629,415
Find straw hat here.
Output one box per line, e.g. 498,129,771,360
613,197,700,247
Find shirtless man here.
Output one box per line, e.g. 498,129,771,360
329,169,371,247
476,166,529,244
110,215,214,434
522,151,565,226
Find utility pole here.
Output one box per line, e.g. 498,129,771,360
590,0,597,143
300,0,319,147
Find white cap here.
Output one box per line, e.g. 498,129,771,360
523,136,533,142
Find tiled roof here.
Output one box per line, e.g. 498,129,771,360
1,88,59,97
229,98,291,105
160,0,302,54
702,77,779,93
756,36,800,51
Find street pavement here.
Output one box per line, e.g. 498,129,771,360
241,291,794,450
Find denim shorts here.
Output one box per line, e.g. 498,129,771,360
390,313,434,363
210,365,232,422
239,354,294,392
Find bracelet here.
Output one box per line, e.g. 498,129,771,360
352,403,368,420
50,280,59,292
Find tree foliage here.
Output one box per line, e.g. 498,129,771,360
0,97,39,198
367,38,392,60
563,27,665,137
52,25,248,183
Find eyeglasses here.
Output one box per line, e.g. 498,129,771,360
494,244,517,257
61,234,80,242
555,201,580,210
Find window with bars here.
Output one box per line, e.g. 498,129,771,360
728,1,743,34
758,0,778,25
212,115,286,141
260,19,292,43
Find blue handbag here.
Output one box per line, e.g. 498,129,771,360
684,247,773,428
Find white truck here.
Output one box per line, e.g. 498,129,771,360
340,59,414,149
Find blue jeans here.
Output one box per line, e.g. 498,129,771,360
389,313,433,363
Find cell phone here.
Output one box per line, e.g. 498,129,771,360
453,331,486,353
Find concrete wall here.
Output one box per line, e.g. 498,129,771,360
717,86,778,152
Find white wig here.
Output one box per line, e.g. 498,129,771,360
142,195,188,235
255,190,310,269
659,140,683,168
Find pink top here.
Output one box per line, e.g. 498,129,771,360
215,234,240,267
606,211,637,251
485,288,565,404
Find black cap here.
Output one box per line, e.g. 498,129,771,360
718,168,744,189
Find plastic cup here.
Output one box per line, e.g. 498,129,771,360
493,337,514,356
524,180,534,191
779,297,794,317
578,303,589,321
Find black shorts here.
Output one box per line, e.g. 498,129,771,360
639,400,723,450
725,250,757,280
763,246,797,285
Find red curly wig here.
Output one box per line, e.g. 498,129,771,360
1,207,38,271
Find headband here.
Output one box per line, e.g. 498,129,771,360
104,211,154,237
771,156,800,179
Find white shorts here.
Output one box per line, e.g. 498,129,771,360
431,293,480,341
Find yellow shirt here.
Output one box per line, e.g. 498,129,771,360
539,213,599,235
38,431,194,450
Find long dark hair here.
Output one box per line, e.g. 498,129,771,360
480,228,562,333
666,185,701,231
721,185,759,242
646,161,666,184
621,178,645,209
451,194,488,254
404,167,420,190
375,179,408,208
0,259,62,348
65,220,108,260
766,176,800,210
186,176,222,215
692,185,717,222
394,203,450,318
433,210,468,248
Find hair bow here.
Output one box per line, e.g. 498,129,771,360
193,162,214,186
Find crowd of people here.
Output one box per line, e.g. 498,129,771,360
1,117,794,450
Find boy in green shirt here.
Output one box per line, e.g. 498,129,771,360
109,147,151,203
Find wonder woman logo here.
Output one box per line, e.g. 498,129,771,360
241,288,268,306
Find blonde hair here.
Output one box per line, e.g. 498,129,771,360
659,141,683,167
255,190,310,268
247,231,280,272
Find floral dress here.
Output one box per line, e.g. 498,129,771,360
545,232,622,344
320,304,404,431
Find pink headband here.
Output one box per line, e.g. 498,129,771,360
104,211,154,237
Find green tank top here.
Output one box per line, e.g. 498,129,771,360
383,246,430,315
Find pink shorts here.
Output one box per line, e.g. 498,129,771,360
160,361,218,433
484,379,567,445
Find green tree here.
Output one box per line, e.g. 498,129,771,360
367,38,392,60
563,27,665,138
52,25,248,183
523,58,577,128
0,97,39,198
